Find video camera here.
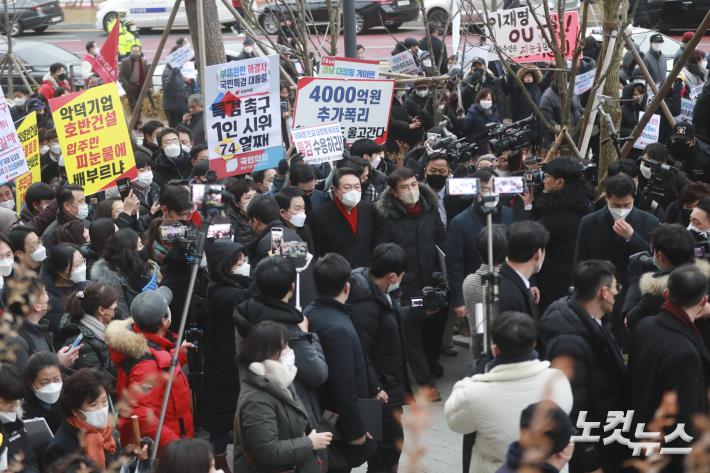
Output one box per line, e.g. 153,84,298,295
637,157,685,212
411,272,449,313
523,158,598,190
426,118,480,163
487,115,538,155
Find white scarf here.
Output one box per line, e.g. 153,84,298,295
80,314,106,342
249,359,297,393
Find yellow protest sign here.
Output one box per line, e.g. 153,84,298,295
51,82,136,196
14,112,40,215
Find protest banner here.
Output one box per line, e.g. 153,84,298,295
14,112,40,215
574,69,595,95
52,82,137,196
205,55,284,178
291,123,345,165
461,44,492,70
490,7,579,63
292,77,395,145
633,114,660,149
0,87,28,184
679,98,695,122
92,19,120,84
320,56,380,80
167,46,195,69
690,85,703,102
389,50,419,75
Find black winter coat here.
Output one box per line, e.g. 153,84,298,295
534,182,592,311
387,95,419,150
444,203,517,307
620,82,645,139
225,204,256,246
312,201,375,269
202,240,251,432
22,392,62,433
499,263,539,321
374,185,445,299
404,92,434,132
1,419,39,473
234,293,328,427
151,149,193,187
693,80,710,143
59,316,115,384
348,268,411,407
540,297,626,473
44,421,121,469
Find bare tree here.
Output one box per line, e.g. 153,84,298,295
185,0,226,67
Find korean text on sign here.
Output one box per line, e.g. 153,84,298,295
633,114,660,150
205,55,284,178
52,82,137,196
0,86,28,183
389,51,419,75
490,7,579,63
320,56,380,80
291,123,344,165
292,77,395,145
14,112,40,215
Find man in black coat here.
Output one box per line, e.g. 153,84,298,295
574,174,660,341
534,158,592,312
499,221,549,322
348,243,412,473
541,260,627,473
312,168,375,269
386,90,422,151
628,265,710,472
418,21,448,75
374,168,446,396
305,253,377,472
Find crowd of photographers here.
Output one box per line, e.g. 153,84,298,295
2,19,710,473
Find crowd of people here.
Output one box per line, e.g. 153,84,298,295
3,7,710,473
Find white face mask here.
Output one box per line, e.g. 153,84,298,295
0,257,13,277
40,145,49,155
14,98,25,107
280,348,296,369
183,144,192,153
81,405,109,428
608,206,632,221
35,382,62,405
231,261,251,277
164,143,182,158
400,187,420,206
76,203,89,220
32,245,47,262
387,274,400,293
70,264,87,283
0,199,14,210
289,211,307,228
422,59,433,68
136,170,153,188
688,224,708,237
243,46,254,54
0,410,16,424
415,89,429,98
640,162,652,179
370,155,382,170
651,43,662,52
479,100,493,110
340,190,361,208
58,155,65,167
50,143,62,156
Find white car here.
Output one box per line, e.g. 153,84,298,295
96,0,238,32
423,0,581,31
586,26,680,74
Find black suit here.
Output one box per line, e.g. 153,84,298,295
312,201,375,269
628,308,710,472
499,263,539,320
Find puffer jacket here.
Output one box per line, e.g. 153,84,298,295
374,185,445,298
508,65,542,122
234,293,328,427
90,258,142,320
151,149,193,187
59,315,115,384
105,318,194,450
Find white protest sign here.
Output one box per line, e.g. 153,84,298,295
205,55,284,178
292,78,395,145
690,84,703,102
182,61,197,81
679,98,695,122
633,114,660,149
389,50,419,75
574,69,595,95
490,6,579,63
167,46,194,69
646,89,655,107
461,45,491,71
320,56,380,80
291,122,344,164
0,86,27,182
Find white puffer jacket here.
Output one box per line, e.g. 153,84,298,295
444,359,573,473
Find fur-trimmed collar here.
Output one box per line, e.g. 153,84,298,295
104,318,149,359
640,259,710,296
516,64,542,84
375,184,438,220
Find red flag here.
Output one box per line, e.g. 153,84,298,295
92,19,120,84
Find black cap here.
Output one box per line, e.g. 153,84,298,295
520,401,573,456
672,121,695,141
650,33,664,43
403,37,419,48
243,38,254,46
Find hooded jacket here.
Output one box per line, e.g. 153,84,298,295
539,82,583,143
620,82,646,139
508,65,542,122
643,48,667,84
234,293,328,426
38,72,69,101
374,184,445,298
105,318,194,450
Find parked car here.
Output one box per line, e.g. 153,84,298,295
0,0,64,36
257,0,420,35
632,0,710,33
96,0,238,32
0,40,82,91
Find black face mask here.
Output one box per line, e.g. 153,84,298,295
57,73,67,82
426,174,447,191
669,141,691,161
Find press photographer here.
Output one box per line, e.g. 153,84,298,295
636,142,690,215
671,121,710,184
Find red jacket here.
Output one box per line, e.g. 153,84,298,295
105,318,194,450
37,73,70,101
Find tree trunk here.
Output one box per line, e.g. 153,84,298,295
598,0,625,179
185,0,226,67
